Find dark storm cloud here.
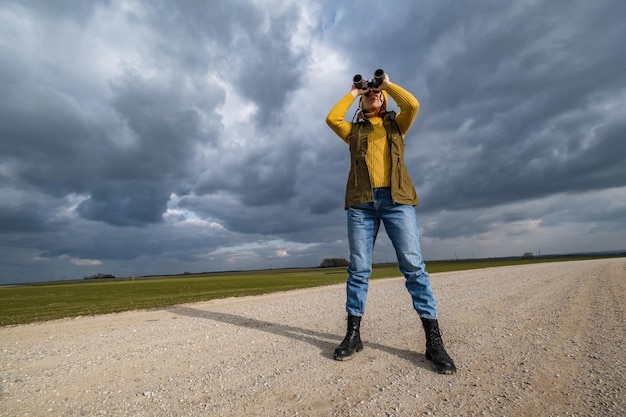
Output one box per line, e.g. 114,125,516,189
0,205,55,233
138,0,313,127
229,7,310,127
352,0,626,214
1,0,624,283
194,134,302,207
75,69,225,226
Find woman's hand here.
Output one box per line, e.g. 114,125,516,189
377,72,390,90
350,86,366,98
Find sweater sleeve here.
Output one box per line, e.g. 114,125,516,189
325,92,356,144
386,83,419,135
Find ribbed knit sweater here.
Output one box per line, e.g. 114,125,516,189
326,83,419,188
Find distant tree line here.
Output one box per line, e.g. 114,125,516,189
319,258,349,268
84,273,116,280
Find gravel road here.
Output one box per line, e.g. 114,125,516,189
1,258,624,416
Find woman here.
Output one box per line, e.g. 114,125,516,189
325,71,456,374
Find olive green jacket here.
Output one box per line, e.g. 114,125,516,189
345,111,419,209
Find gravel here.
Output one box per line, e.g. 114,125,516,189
1,258,624,416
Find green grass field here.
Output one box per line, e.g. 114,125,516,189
0,257,615,326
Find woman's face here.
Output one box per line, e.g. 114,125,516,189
362,90,383,113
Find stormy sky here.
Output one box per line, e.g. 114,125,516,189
1,0,625,283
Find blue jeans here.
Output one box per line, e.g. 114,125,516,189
346,187,438,319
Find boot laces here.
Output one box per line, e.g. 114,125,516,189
428,328,445,351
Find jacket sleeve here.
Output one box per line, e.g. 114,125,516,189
386,83,419,135
326,92,356,144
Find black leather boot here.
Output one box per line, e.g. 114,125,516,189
421,317,457,374
334,314,363,360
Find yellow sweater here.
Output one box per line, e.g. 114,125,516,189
326,83,419,188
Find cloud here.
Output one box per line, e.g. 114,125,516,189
1,0,624,283
69,257,103,266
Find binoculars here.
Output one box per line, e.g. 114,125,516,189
353,69,385,90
